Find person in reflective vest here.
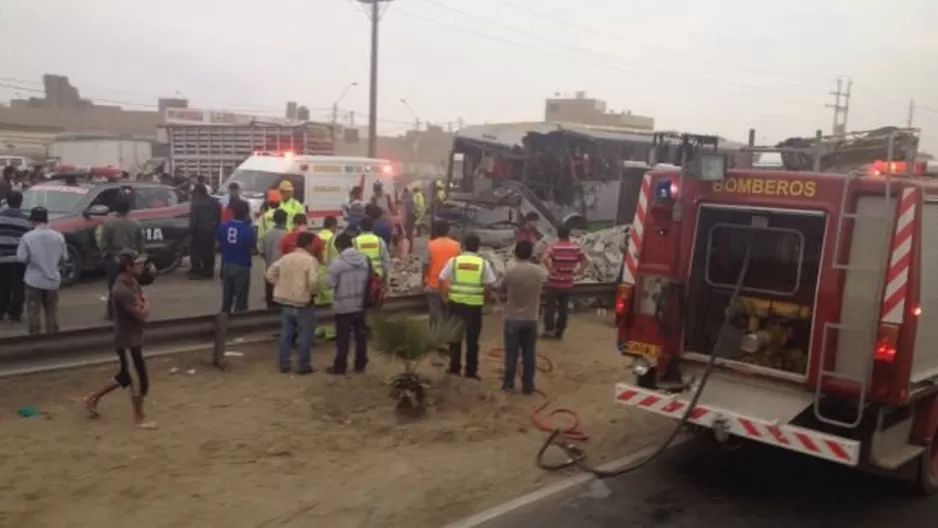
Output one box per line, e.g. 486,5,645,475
315,216,339,340
353,217,390,286
256,188,281,248
438,234,497,379
276,180,306,230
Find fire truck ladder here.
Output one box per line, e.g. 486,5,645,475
743,127,918,428
814,129,918,428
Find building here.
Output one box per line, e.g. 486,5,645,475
336,123,454,174
2,74,164,139
544,91,654,130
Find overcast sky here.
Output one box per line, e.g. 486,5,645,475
3,0,938,151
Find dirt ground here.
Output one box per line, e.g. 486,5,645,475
0,313,671,528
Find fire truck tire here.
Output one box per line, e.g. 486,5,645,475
913,429,938,495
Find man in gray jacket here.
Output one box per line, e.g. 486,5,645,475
259,209,288,308
324,232,371,375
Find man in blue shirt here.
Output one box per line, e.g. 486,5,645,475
365,204,394,246
217,200,256,314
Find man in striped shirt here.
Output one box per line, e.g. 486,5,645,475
542,225,588,340
0,191,32,322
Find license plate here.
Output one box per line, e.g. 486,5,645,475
626,341,661,360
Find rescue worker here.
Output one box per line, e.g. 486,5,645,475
255,188,281,245
275,180,305,230
430,179,447,217
354,216,390,290
314,216,339,340
412,183,427,236
438,234,497,380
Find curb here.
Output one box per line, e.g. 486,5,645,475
442,436,688,528
0,334,275,378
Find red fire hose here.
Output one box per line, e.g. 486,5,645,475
485,347,590,443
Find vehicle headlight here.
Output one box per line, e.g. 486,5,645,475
632,356,652,376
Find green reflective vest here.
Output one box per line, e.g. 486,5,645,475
448,254,485,306
354,232,384,277
315,229,337,305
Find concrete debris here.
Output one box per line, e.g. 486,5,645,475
386,224,630,297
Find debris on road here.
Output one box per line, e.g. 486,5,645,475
387,224,629,297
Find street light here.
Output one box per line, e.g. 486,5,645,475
332,81,359,136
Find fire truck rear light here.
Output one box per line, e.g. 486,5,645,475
874,323,899,363
615,284,633,316
913,305,922,317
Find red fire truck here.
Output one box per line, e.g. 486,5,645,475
614,127,938,492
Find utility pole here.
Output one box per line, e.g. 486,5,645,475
357,0,395,158
331,81,358,141
826,77,852,137
908,99,916,127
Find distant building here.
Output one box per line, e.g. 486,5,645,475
544,91,654,130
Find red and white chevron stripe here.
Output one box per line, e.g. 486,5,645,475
881,186,919,324
614,383,861,466
622,173,652,285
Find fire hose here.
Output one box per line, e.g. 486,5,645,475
485,348,590,443
534,237,755,478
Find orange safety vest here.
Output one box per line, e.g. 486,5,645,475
426,237,461,289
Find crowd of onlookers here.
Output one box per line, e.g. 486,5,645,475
2,166,592,427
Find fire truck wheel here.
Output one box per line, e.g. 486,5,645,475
913,429,938,495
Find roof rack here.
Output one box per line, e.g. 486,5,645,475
743,127,920,173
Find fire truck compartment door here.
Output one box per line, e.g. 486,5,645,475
683,367,814,424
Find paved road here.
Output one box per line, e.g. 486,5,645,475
0,258,270,338
480,437,935,528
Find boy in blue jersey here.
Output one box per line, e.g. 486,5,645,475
217,200,257,314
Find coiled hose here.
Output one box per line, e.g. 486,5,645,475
535,239,754,477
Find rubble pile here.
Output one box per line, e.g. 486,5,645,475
386,224,630,297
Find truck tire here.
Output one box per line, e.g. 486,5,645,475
59,244,83,288
914,428,938,495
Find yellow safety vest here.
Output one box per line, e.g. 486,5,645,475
278,198,306,230
256,208,277,250
413,191,426,218
448,254,485,306
316,229,336,305
354,232,384,277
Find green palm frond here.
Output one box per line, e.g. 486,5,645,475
370,314,465,371
427,316,465,356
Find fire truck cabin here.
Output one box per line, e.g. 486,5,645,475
614,128,938,492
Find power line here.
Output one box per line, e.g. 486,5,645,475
491,0,835,84
395,6,823,108
417,0,810,94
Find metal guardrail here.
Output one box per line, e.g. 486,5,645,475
0,283,616,369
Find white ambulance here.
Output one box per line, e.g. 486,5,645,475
220,152,399,225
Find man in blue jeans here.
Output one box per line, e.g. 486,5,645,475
265,231,320,374
495,240,547,394
217,200,256,314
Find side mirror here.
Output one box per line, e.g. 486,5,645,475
84,204,111,217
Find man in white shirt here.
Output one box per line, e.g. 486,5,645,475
437,234,497,379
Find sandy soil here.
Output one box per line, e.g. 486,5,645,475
0,313,671,528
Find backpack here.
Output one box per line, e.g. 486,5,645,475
363,257,386,310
